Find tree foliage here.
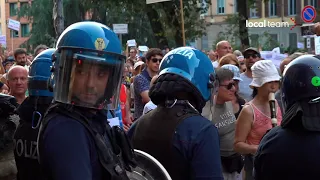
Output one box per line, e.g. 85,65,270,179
17,0,209,51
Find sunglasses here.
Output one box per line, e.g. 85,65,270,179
151,58,162,63
244,54,260,59
220,82,235,90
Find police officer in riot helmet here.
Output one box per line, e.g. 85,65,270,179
37,21,135,180
129,47,224,180
0,93,19,179
13,48,55,180
254,55,320,180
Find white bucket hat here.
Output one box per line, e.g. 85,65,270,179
221,64,242,81
250,60,281,88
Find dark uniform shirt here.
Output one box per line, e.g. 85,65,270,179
128,115,223,180
40,112,112,180
254,126,320,180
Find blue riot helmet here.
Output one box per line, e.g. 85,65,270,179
28,48,55,97
53,21,125,110
281,55,320,130
153,47,218,109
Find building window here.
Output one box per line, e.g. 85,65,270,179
233,0,237,13
20,2,29,9
9,3,18,17
250,3,258,17
21,24,30,37
270,34,278,41
10,30,19,38
269,0,277,17
310,0,318,9
289,33,297,48
201,35,208,50
288,0,297,15
250,34,259,48
217,0,225,14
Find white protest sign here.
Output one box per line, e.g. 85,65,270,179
8,19,20,31
127,39,136,47
108,117,120,127
270,54,288,68
113,24,128,34
0,35,6,45
146,0,171,4
138,46,149,52
271,47,280,54
315,36,320,55
297,42,304,49
260,51,273,59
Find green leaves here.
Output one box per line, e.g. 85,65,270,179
19,0,209,50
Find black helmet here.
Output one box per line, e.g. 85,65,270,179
282,55,320,109
281,55,320,131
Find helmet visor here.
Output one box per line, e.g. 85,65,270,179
53,49,124,110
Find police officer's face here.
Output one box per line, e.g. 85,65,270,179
72,61,110,106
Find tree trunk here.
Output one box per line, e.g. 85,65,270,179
145,4,169,49
53,0,64,40
162,2,183,47
237,0,249,50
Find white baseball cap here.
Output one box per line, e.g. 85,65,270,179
133,61,145,70
221,64,242,81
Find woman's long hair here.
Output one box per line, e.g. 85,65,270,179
252,87,258,98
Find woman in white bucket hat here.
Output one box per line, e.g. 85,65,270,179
233,60,282,180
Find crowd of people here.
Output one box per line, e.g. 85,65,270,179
0,21,320,180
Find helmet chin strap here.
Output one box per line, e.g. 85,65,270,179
71,95,107,109
164,99,199,113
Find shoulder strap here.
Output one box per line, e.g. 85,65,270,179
247,102,256,125
37,104,128,180
59,110,128,179
37,103,60,164
109,109,116,118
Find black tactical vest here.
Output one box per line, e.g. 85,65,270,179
37,103,133,180
132,104,199,180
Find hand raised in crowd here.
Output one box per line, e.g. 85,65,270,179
27,59,32,66
123,123,131,132
314,22,320,36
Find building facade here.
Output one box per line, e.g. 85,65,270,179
0,0,6,37
197,0,319,50
5,0,31,51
